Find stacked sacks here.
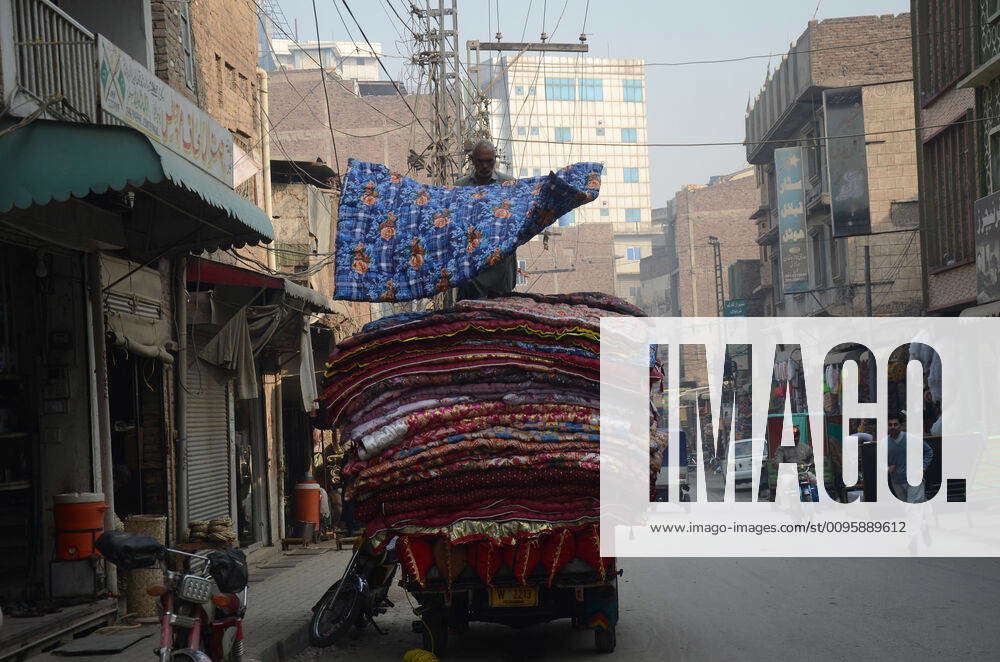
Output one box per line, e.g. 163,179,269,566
320,293,664,589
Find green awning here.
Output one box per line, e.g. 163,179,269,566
0,119,273,250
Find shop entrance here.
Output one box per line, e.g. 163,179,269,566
234,395,269,548
106,347,168,520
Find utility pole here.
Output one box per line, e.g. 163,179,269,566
864,243,873,317
413,0,464,186
708,235,724,317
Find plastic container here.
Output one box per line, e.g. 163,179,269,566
294,481,322,527
54,492,107,560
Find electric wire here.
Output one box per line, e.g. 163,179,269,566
312,0,343,173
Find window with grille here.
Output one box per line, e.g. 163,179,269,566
545,78,576,101
623,79,643,102
916,0,971,106
579,78,603,100
626,247,642,260
625,208,641,222
923,114,976,269
554,127,572,142
621,128,637,143
623,168,639,183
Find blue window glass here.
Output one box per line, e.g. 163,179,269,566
528,86,536,95
517,126,526,135
623,168,639,183
625,208,642,222
626,247,642,260
596,127,605,136
519,167,528,176
578,78,603,101
558,210,576,226
545,77,576,101
554,127,572,142
621,128,637,142
623,79,643,102
517,259,527,285
600,208,610,217
515,86,524,95
530,127,539,135
533,168,541,176
355,57,365,66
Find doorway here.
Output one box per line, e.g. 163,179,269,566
234,396,268,547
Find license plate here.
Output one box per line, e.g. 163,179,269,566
489,586,538,607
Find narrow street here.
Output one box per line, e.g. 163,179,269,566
293,557,1000,661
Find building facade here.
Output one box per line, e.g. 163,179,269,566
0,2,335,647
480,56,654,304
266,38,382,80
911,1,978,315
745,14,923,318
949,1,1000,318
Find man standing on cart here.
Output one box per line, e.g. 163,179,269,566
455,140,518,300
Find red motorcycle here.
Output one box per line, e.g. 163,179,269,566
96,531,249,662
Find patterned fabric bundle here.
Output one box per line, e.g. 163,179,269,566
320,293,664,592
334,160,604,302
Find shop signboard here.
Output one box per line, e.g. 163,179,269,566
98,35,234,186
774,147,809,294
824,86,872,238
974,189,1000,305
723,299,748,317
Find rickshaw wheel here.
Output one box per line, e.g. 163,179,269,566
595,624,616,653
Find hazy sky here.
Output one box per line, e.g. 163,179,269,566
278,1,908,206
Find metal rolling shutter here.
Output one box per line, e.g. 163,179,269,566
185,357,231,522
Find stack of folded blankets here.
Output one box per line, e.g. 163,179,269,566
320,293,664,589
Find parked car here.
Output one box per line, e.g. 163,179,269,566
734,439,763,487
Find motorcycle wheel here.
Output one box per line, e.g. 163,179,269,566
309,579,362,647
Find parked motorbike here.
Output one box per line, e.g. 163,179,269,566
95,531,249,662
309,536,398,647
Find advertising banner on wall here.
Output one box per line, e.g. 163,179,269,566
775,146,809,294
98,35,234,186
974,190,1000,304
824,86,872,238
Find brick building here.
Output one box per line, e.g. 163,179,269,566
745,14,922,318
671,169,760,319
267,68,432,181
513,224,617,296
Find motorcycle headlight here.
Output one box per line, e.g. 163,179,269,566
178,574,214,603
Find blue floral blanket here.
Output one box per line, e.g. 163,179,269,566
334,159,604,301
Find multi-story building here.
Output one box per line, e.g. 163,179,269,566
479,56,654,304
949,2,1000,318
745,14,922,318
910,2,978,316
0,3,332,645
265,38,382,80
638,203,680,316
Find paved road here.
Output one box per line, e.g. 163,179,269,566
292,556,1000,661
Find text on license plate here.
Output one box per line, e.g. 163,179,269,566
489,586,538,607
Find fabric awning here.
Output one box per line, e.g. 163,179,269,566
187,256,334,313
0,119,273,251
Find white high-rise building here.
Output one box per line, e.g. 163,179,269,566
481,55,654,302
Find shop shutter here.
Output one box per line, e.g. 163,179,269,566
185,357,232,522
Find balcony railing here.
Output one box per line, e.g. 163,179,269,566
612,222,660,236
11,0,97,122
